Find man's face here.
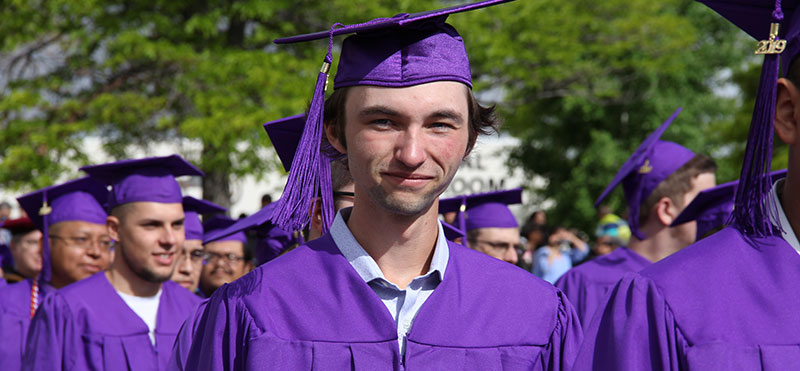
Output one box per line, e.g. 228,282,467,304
470,227,520,264
111,202,185,283
0,205,10,220
49,221,112,288
10,230,42,278
200,240,250,295
336,81,471,217
594,235,618,256
670,172,717,247
171,239,204,292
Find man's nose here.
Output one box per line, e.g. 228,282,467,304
504,247,518,265
395,128,427,168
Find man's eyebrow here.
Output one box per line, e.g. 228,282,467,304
429,109,465,123
139,219,164,225
358,105,403,118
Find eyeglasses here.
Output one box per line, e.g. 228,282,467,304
49,235,112,251
470,239,524,251
204,252,246,265
183,249,208,263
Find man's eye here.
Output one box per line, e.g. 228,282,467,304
430,122,456,131
370,119,393,127
74,237,89,244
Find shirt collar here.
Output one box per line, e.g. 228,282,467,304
329,207,449,285
771,179,800,255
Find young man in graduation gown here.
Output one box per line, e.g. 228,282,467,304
170,197,226,294
178,2,582,370
439,188,524,265
23,155,204,371
554,108,717,327
573,1,800,369
0,177,112,371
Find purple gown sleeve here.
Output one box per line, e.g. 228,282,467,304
22,293,76,370
553,272,587,326
183,285,256,371
168,299,209,371
544,290,583,371
572,273,687,371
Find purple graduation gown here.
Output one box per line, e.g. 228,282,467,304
0,279,49,370
554,247,651,327
178,234,582,370
574,226,800,370
22,272,201,370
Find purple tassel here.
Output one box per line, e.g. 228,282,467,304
457,196,468,246
730,7,784,237
271,25,342,232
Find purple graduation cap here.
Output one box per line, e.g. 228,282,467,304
439,188,523,246
441,220,466,245
203,203,300,264
594,107,695,240
698,0,799,236
202,215,247,245
671,168,788,239
80,154,204,209
269,0,514,233
182,197,227,241
264,114,305,172
16,176,109,314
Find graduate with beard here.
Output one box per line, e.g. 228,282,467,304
23,155,204,370
178,1,582,370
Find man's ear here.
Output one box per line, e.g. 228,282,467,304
107,215,121,242
325,122,347,155
654,196,679,227
776,78,800,146
309,197,324,235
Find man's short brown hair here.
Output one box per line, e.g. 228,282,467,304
639,154,717,225
322,85,500,157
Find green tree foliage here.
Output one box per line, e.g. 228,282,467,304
0,0,436,206
709,61,789,182
1,0,758,229
456,0,755,233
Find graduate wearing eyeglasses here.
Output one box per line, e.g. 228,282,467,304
170,197,226,295
0,177,111,370
439,188,525,265
198,215,254,297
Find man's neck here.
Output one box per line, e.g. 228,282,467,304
346,197,440,290
106,246,162,297
49,273,70,289
627,229,680,263
780,173,800,242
